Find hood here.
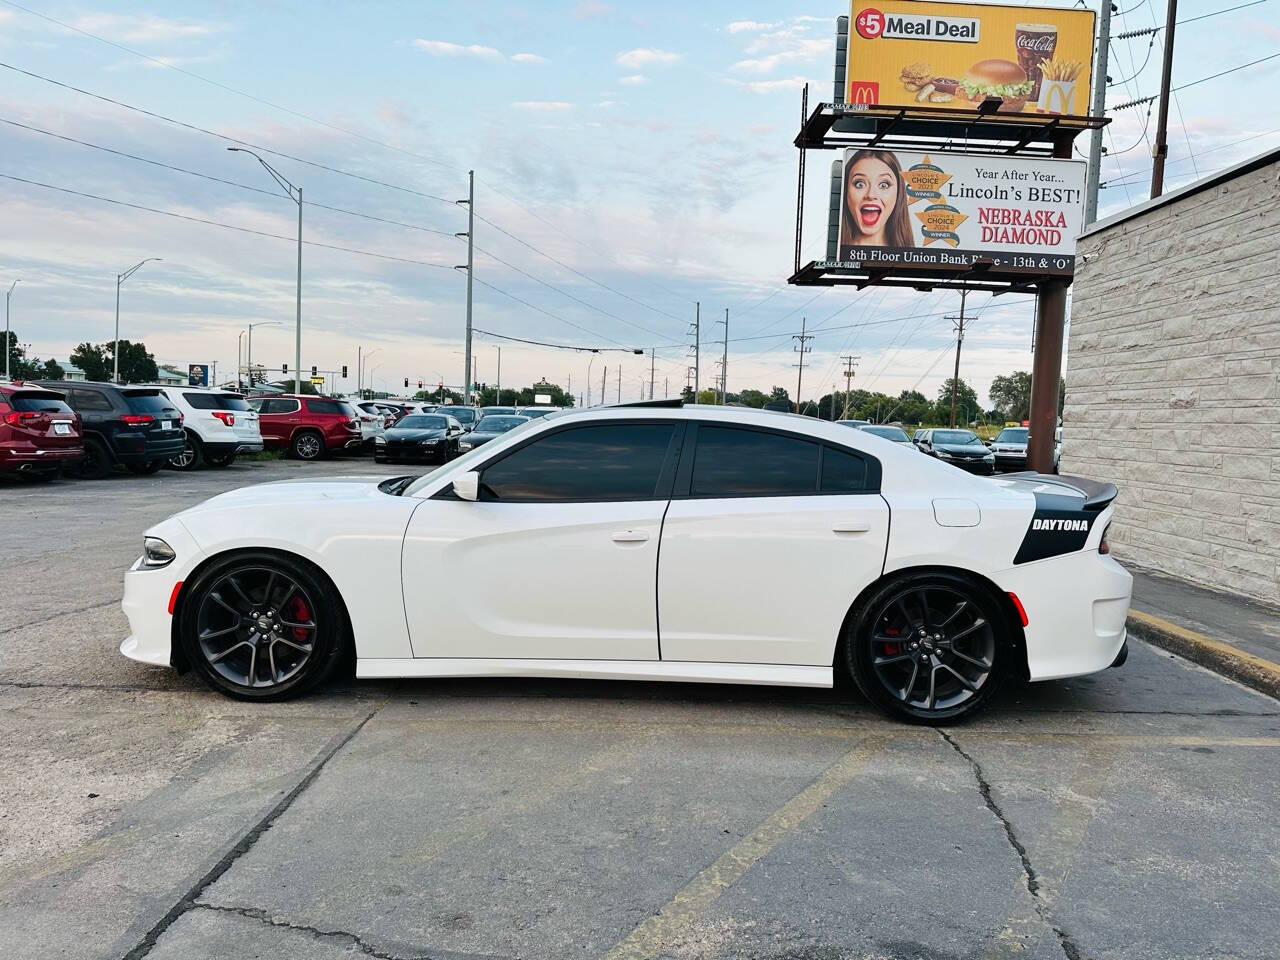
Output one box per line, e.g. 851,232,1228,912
176,476,396,516
934,442,991,457
385,427,447,441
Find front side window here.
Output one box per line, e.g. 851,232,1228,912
479,423,674,502
690,427,819,498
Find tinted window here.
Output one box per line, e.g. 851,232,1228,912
995,428,1028,443
259,398,298,415
445,407,477,424
71,389,114,412
690,427,818,498
123,390,177,414
932,430,981,445
306,399,343,416
480,423,674,502
397,415,448,430
183,392,250,411
476,416,527,433
821,447,869,492
862,425,910,442
11,392,73,414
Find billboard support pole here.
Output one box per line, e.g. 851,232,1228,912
1028,280,1066,472
1084,0,1112,224
1150,0,1178,198
795,83,808,276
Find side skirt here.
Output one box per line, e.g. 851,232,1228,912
355,658,833,688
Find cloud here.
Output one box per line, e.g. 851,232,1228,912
724,76,809,94
511,52,549,64
574,0,612,18
69,13,225,44
727,21,774,33
616,48,680,69
512,100,574,111
413,39,502,59
618,74,648,86
731,38,828,73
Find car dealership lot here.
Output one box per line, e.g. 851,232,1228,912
2,463,1279,960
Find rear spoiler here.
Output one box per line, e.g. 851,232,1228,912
1004,472,1118,511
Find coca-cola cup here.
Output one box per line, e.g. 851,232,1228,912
1015,23,1058,101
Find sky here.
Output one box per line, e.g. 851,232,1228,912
1,0,1276,408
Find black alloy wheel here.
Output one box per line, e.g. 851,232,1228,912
847,573,1006,724
72,438,112,480
168,432,204,471
179,553,345,700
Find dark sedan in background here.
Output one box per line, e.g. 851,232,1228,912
857,424,913,445
373,414,463,464
458,415,529,452
915,428,996,475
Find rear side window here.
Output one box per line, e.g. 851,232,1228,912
306,399,343,416
123,391,176,414
690,427,818,498
70,389,114,412
821,447,869,493
183,392,250,411
480,423,674,502
11,392,73,414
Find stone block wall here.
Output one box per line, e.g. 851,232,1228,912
1064,156,1280,603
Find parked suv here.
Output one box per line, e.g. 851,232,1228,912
248,395,362,460
159,386,263,470
0,381,84,481
34,381,184,479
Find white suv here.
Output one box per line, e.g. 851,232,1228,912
160,387,264,469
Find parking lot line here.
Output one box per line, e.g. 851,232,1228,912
599,735,888,960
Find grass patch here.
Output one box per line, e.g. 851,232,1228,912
238,449,286,463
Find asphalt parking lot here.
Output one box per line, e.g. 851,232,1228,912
2,461,1279,960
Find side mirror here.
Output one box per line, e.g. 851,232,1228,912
452,471,480,501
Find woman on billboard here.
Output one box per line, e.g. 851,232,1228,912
840,149,914,258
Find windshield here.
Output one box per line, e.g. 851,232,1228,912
402,441,494,496
396,415,448,430
482,407,517,416
995,428,1028,443
443,407,476,424
519,408,556,419
932,430,982,445
476,416,527,433
863,425,910,442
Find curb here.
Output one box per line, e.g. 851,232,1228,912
1127,609,1280,701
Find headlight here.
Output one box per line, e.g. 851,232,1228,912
421,438,438,445
375,436,386,445
142,536,176,568
936,450,952,459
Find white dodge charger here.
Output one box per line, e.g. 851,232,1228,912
121,401,1132,723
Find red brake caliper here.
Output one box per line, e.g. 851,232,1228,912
883,625,901,656
288,596,311,643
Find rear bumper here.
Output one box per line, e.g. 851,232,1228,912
202,440,264,456
0,443,84,470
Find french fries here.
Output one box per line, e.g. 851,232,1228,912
1038,58,1082,82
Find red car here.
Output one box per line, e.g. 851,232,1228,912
247,394,363,460
0,381,84,481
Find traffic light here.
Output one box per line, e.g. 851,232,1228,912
282,364,288,373
341,365,348,378
417,380,423,389
311,365,317,377
404,378,409,388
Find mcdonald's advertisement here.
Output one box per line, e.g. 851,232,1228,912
833,148,1086,275
846,0,1095,116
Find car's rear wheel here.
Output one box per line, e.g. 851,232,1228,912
71,438,112,480
168,432,204,471
845,572,1006,724
178,552,346,700
290,430,323,461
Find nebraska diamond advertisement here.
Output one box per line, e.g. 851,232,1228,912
834,147,1086,275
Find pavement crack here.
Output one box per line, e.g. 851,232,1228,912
119,705,381,960
939,729,1089,960
195,903,436,960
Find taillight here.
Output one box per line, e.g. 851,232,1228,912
2,411,38,425
1099,523,1111,555
212,411,236,426
121,414,154,425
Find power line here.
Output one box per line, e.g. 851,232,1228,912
1112,53,1280,109
1101,126,1280,188
472,329,644,353
1113,0,1268,36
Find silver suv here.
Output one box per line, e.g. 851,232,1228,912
160,386,264,470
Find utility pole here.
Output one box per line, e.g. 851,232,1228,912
601,365,607,407
664,376,668,398
649,348,656,400
793,317,813,416
1150,0,1178,198
4,280,18,380
688,301,700,400
721,307,729,404
840,355,860,419
616,364,621,403
946,289,968,428
1084,1,1113,224
457,170,475,403
495,345,501,406
357,345,361,399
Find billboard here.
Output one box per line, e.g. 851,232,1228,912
846,0,1094,116
187,363,209,387
834,148,1085,275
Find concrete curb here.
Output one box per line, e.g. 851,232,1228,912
1127,609,1280,701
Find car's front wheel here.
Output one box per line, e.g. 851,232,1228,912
845,571,1007,724
178,552,346,700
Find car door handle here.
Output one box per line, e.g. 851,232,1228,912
611,530,650,543
832,521,871,534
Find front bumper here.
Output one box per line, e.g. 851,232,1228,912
375,444,447,463
120,521,204,669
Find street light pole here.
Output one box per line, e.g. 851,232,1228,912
4,280,18,380
245,320,281,388
495,345,501,406
227,148,302,391
114,259,161,383
237,329,245,391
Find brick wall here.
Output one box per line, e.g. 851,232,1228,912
1064,156,1280,604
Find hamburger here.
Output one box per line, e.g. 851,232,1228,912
957,59,1034,112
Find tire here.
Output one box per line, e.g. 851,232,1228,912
126,459,165,475
71,439,112,480
177,551,347,701
206,452,236,468
844,571,1008,724
290,430,324,461
168,432,204,471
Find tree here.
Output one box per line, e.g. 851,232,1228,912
696,388,719,404
71,342,110,382
935,377,980,426
989,371,1032,422
70,339,157,383
3,331,64,380
892,389,931,425
736,388,768,408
